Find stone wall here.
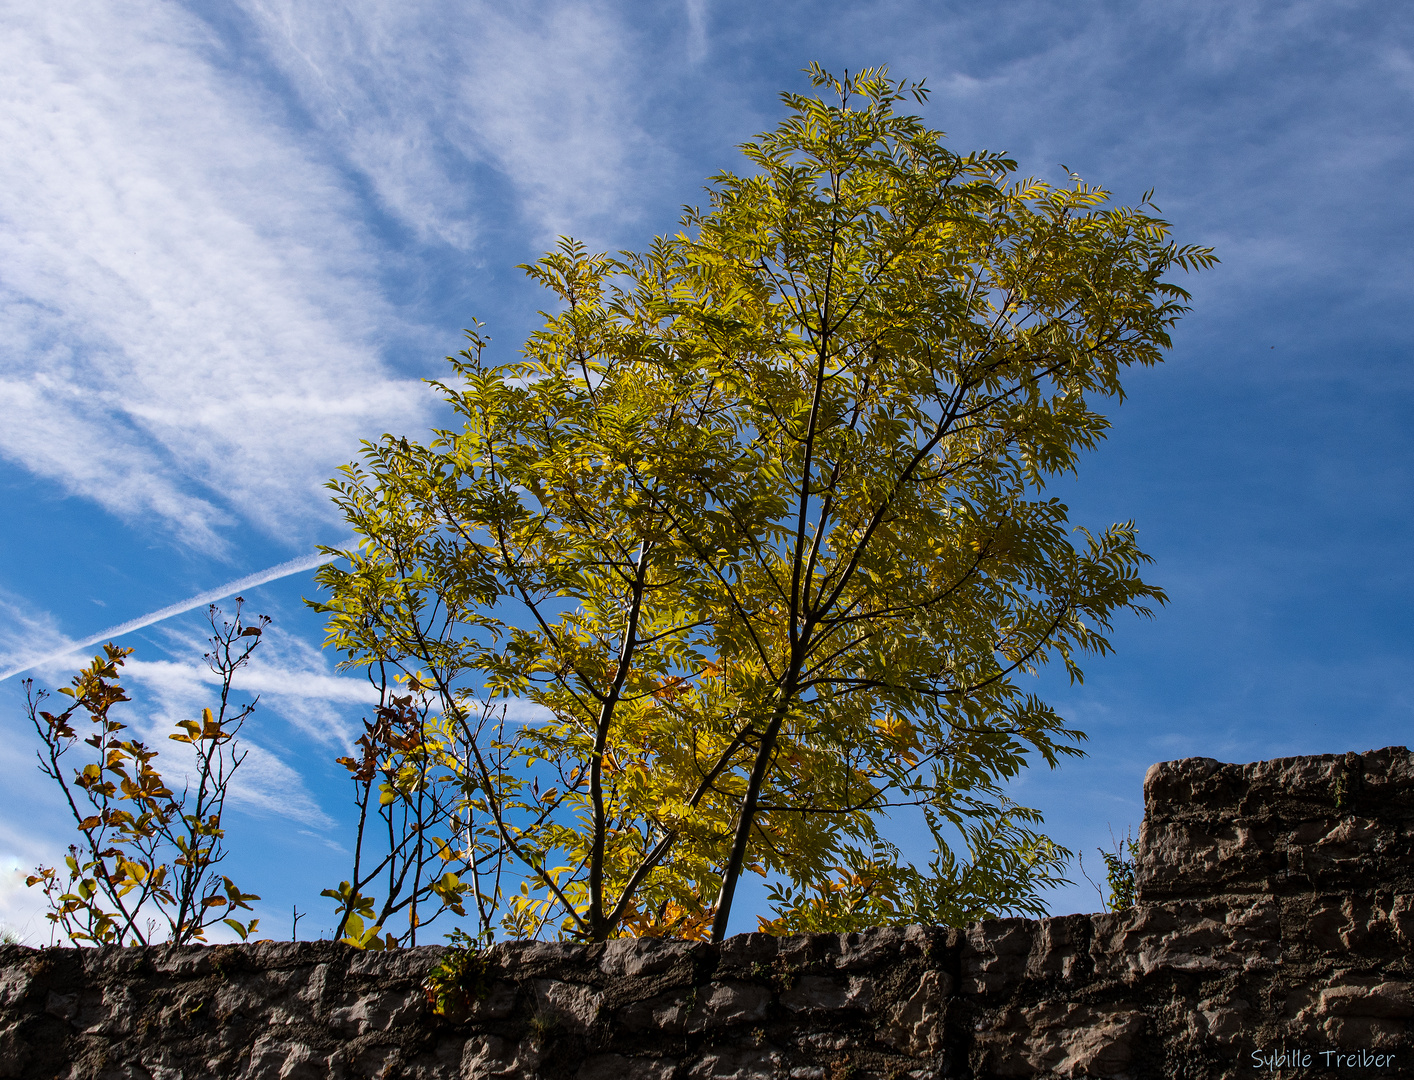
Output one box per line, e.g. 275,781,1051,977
2,747,1412,1079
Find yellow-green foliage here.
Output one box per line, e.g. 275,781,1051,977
314,65,1213,942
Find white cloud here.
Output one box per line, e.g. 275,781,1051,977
226,741,336,829
5,0,1411,555
0,587,354,833
0,826,63,947
0,551,342,684
0,2,430,550
455,5,673,245
1,0,693,551
0,591,72,678
873,0,1414,339
237,0,672,249
42,644,344,829
123,620,378,751
1383,45,1414,97
685,0,710,64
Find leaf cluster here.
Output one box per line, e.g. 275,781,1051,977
1079,824,1138,912
25,603,264,945
319,684,488,950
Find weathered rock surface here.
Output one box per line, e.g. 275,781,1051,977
2,747,1411,1078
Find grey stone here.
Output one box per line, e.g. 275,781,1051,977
599,937,697,977
327,985,423,1034
882,969,948,1056
0,968,29,1012
960,918,1034,994
975,1002,1145,1078
833,926,909,970
242,1035,321,1080
466,979,517,1020
462,1034,543,1080
618,989,689,1033
44,990,77,1022
716,932,779,970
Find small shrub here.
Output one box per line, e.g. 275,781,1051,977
23,604,263,946
1334,769,1353,811
1079,825,1138,912
770,959,800,994
424,931,493,1018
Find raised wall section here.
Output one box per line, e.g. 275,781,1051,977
2,747,1412,1079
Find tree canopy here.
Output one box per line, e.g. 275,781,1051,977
314,65,1214,944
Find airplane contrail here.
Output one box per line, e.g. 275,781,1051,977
0,548,345,683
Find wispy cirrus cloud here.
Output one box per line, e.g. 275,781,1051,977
0,2,429,551
865,0,1414,333
7,0,1410,561
684,0,710,65
0,592,72,681
236,0,677,249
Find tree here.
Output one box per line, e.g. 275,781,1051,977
25,603,262,946
315,65,1213,944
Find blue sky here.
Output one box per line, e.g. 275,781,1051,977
2,0,1411,941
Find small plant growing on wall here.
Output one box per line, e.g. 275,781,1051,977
1079,825,1138,912
424,928,494,1019
24,602,262,946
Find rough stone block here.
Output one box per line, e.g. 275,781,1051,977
961,918,1034,994
1139,747,1414,903
618,988,690,1033
1026,914,1089,980
975,1002,1146,1078
686,981,771,1030
0,964,29,1013
833,926,908,970
881,969,949,1056
1314,979,1414,1019
241,1035,321,1080
686,1046,782,1080
778,975,872,1014
577,1054,677,1080
715,933,778,971
466,979,517,1020
327,985,423,1035
531,979,602,1033
462,1034,542,1080
501,941,590,972
1197,995,1250,1046
599,937,698,977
